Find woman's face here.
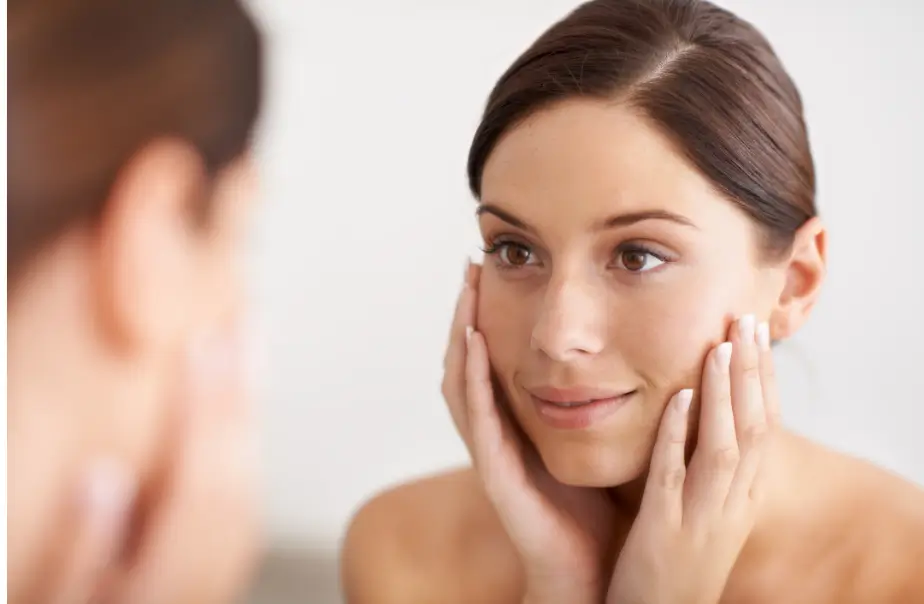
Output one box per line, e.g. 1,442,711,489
476,99,788,487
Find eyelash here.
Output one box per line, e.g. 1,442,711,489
481,238,673,274
480,239,528,271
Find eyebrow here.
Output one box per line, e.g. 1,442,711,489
475,203,698,232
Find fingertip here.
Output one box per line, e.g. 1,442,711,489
738,314,756,344
756,321,771,350
713,341,733,372
82,460,137,524
465,256,483,287
50,462,136,604
77,460,137,571
674,389,693,414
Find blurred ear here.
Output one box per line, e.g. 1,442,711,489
768,217,827,341
96,138,208,356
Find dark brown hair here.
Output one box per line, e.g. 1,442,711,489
467,0,815,255
8,0,263,286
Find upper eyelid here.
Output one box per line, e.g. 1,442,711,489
484,236,675,262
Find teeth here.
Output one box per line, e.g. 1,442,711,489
558,400,593,408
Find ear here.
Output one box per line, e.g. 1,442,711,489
95,138,208,356
769,217,827,340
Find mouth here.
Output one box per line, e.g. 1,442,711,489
527,386,637,430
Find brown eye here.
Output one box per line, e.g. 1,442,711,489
500,243,533,267
616,248,665,273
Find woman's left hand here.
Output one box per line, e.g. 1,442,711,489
607,315,780,604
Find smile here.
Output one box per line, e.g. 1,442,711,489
527,386,637,430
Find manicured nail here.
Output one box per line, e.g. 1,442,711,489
465,326,474,343
738,314,756,343
675,389,693,413
756,322,771,350
81,460,136,524
715,342,733,371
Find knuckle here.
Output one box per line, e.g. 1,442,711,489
767,408,782,426
748,480,766,503
668,432,688,446
440,378,454,401
761,363,776,382
659,466,687,490
471,376,493,398
742,360,761,380
741,424,768,450
711,446,740,471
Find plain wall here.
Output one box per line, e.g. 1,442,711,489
246,0,923,552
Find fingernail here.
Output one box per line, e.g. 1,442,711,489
739,314,756,343
465,326,474,343
81,460,136,526
756,322,771,350
714,342,733,371
675,389,693,413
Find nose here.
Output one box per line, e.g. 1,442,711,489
530,272,607,362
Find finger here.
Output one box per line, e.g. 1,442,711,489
466,330,562,557
685,341,736,525
108,327,260,604
640,389,693,526
465,330,533,507
756,321,781,427
725,431,770,513
442,261,481,449
724,315,769,512
725,321,778,510
443,260,481,369
49,462,136,604
729,315,766,444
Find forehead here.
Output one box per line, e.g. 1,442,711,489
479,98,734,231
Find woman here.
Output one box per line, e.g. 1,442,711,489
341,1,924,602
8,0,265,602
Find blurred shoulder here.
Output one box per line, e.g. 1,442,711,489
340,467,523,604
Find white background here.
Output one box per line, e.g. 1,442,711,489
246,0,923,553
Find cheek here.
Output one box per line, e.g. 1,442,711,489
619,272,753,390
477,274,534,380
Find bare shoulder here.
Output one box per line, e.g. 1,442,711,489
834,455,924,602
340,467,524,604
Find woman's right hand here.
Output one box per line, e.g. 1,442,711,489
441,261,621,604
105,322,263,604
15,320,261,604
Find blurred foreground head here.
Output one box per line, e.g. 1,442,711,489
8,0,265,600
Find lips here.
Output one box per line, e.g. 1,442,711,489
526,385,636,430
528,385,634,405
528,386,637,430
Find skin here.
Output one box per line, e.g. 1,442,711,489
7,139,262,604
341,99,924,603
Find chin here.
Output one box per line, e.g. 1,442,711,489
533,436,651,487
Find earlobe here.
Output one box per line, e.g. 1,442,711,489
769,217,827,341
96,138,207,355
